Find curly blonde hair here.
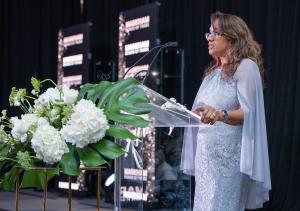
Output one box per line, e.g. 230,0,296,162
204,12,264,82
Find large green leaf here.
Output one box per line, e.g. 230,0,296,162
1,167,20,191
106,124,138,140
0,162,6,174
78,81,112,103
60,148,80,176
0,142,11,158
77,83,97,100
21,167,59,189
78,146,107,167
119,88,152,115
88,81,112,103
105,110,150,128
106,84,137,108
97,79,139,108
92,139,124,160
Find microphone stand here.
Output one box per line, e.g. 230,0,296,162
122,42,178,79
141,42,178,85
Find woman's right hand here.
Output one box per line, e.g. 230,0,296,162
194,106,223,125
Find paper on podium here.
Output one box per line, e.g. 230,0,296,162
136,85,202,127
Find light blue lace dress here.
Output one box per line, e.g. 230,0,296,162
193,68,248,211
180,59,271,210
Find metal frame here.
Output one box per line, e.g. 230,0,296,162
15,167,103,211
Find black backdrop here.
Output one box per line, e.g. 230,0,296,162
1,0,300,210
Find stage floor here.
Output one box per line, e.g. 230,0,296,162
0,189,114,211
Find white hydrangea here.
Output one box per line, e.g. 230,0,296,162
37,117,49,127
62,85,78,104
60,99,109,148
37,87,61,106
11,114,39,142
31,124,69,164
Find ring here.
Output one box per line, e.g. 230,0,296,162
210,112,216,118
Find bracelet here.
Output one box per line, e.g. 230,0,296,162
221,110,229,122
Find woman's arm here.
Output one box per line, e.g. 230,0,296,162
195,106,244,125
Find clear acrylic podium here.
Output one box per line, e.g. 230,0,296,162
114,85,202,211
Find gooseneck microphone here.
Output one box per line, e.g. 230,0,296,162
122,42,178,79
141,41,178,84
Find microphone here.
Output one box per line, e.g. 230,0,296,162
141,41,178,84
122,42,178,79
165,41,178,47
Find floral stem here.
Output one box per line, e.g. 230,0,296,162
20,103,28,113
0,120,11,126
25,95,36,100
0,157,16,162
41,79,57,87
24,99,33,110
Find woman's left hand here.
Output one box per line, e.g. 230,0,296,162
195,106,223,125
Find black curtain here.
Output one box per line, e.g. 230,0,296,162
1,0,300,210
0,0,81,111
84,0,300,210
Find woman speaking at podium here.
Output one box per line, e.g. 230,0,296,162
181,12,271,210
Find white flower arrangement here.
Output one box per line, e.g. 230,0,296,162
0,77,151,191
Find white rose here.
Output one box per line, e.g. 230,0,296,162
62,85,78,104
11,117,27,135
11,114,39,142
37,87,61,105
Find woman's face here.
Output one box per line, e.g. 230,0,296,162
207,21,231,57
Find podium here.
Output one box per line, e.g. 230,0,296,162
114,85,202,210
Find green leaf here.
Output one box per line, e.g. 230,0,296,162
0,161,10,181
31,77,41,93
60,148,80,176
77,83,97,100
78,81,112,104
78,146,107,167
1,167,20,191
88,81,112,103
92,139,124,160
106,85,134,109
21,167,59,189
105,110,150,128
106,125,138,140
0,162,6,173
119,86,149,107
98,78,139,108
120,88,152,114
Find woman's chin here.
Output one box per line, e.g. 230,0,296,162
208,50,215,56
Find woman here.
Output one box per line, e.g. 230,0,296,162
180,12,271,210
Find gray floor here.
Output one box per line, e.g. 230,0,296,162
0,189,114,211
